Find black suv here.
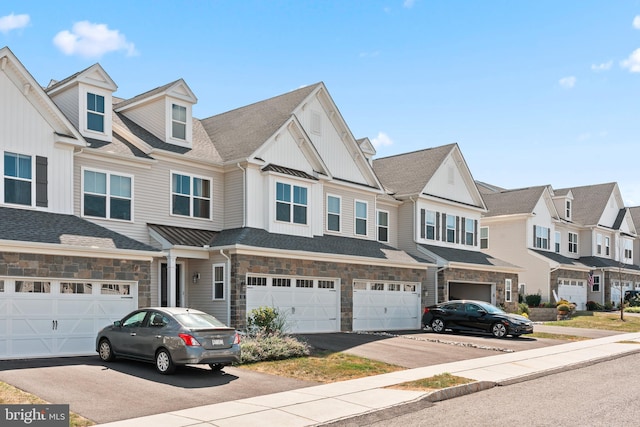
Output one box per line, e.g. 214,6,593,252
624,290,640,301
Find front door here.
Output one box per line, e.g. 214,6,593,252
160,264,181,307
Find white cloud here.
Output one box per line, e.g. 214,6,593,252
633,15,640,29
371,132,394,149
621,48,640,72
0,13,30,34
591,61,612,72
359,51,380,58
559,76,576,89
53,21,137,59
403,0,416,8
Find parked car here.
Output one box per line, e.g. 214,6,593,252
96,307,241,374
422,300,533,338
624,290,640,302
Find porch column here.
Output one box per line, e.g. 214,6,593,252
167,253,177,307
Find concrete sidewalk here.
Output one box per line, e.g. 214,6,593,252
96,333,640,427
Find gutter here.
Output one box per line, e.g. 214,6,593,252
237,163,246,228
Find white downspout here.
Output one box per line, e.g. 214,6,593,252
220,249,232,326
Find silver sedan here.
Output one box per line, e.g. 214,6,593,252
96,307,241,374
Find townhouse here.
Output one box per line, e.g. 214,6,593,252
479,182,640,309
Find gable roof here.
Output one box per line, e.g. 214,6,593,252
482,185,549,217
114,79,197,111
372,144,456,196
0,207,159,253
555,182,617,226
199,83,321,162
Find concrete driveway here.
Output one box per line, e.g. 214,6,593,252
0,326,622,424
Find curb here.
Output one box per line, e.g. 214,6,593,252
424,380,496,402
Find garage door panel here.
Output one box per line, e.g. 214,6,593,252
353,284,421,331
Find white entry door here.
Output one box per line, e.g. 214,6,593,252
0,279,137,359
352,281,421,331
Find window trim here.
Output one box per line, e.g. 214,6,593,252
82,167,134,222
80,86,112,139
480,226,489,249
3,151,34,206
171,103,187,140
212,263,225,300
445,214,456,243
534,225,550,250
377,209,389,242
166,99,192,144
555,231,561,253
568,232,578,254
170,170,212,220
426,210,436,240
505,278,512,302
86,92,105,133
275,181,308,225
326,194,341,233
464,217,474,246
354,199,368,237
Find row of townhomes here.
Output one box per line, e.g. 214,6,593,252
1,45,639,359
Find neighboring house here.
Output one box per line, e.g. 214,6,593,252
0,47,160,359
480,182,640,310
37,51,430,338
372,144,520,311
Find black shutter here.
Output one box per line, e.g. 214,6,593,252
36,156,48,208
455,216,460,244
441,213,446,241
474,219,478,246
420,209,426,239
461,217,466,245
533,225,536,247
436,212,440,241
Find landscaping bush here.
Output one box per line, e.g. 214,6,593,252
628,295,640,308
625,306,640,313
240,331,310,364
524,294,541,307
586,300,604,311
517,302,530,316
246,306,288,334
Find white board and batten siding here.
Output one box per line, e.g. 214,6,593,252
352,280,422,331
0,278,137,359
245,274,340,333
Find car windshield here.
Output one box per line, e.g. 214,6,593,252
476,302,505,314
174,312,227,328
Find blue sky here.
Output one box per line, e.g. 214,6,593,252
2,1,640,204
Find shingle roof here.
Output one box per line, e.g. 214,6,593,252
579,256,640,271
0,207,159,252
199,83,321,162
418,244,518,268
372,144,456,195
531,249,588,267
148,224,217,247
482,186,548,217
555,182,617,226
113,80,178,109
629,206,640,228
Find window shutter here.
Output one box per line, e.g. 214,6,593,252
420,209,426,239
36,156,48,208
461,217,466,244
440,213,446,241
455,216,460,244
474,220,478,246
436,212,440,241
533,225,536,247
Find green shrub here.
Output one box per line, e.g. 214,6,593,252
247,306,288,334
629,295,640,307
586,300,604,311
557,303,570,313
518,302,530,316
524,294,541,307
625,306,640,313
240,332,310,364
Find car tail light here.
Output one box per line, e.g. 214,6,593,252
423,307,430,314
178,333,201,347
233,332,241,345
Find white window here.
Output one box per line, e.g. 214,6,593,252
596,234,602,255
534,225,550,250
568,232,578,254
327,195,341,232
426,210,436,240
171,172,211,219
555,231,561,253
605,237,610,256
377,210,389,242
465,218,474,246
83,169,132,220
87,92,105,132
624,239,633,263
480,227,489,249
566,200,571,219
592,275,600,292
172,104,187,140
355,200,368,236
505,279,512,302
3,152,32,206
446,214,455,243
276,182,307,224
213,264,224,300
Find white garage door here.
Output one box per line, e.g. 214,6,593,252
558,279,587,310
352,281,421,331
245,275,339,333
0,279,137,359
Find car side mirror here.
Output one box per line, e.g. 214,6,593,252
114,320,122,327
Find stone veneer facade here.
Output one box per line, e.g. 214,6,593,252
0,251,152,306
438,267,520,312
227,253,428,331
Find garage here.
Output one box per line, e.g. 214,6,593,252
245,275,340,333
0,278,137,359
448,282,493,303
352,280,421,331
557,278,587,310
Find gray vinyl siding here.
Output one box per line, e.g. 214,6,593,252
425,268,437,306
121,100,166,142
185,257,229,323
397,202,415,252
49,86,80,129
323,186,377,239
224,168,244,229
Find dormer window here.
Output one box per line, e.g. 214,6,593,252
566,200,571,219
87,92,105,132
172,104,187,140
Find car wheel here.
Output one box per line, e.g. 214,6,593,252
155,349,176,375
209,363,224,372
491,322,508,338
430,318,445,333
98,339,115,362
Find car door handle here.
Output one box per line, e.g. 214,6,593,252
129,333,136,336
155,335,162,339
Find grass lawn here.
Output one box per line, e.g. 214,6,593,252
546,311,640,332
